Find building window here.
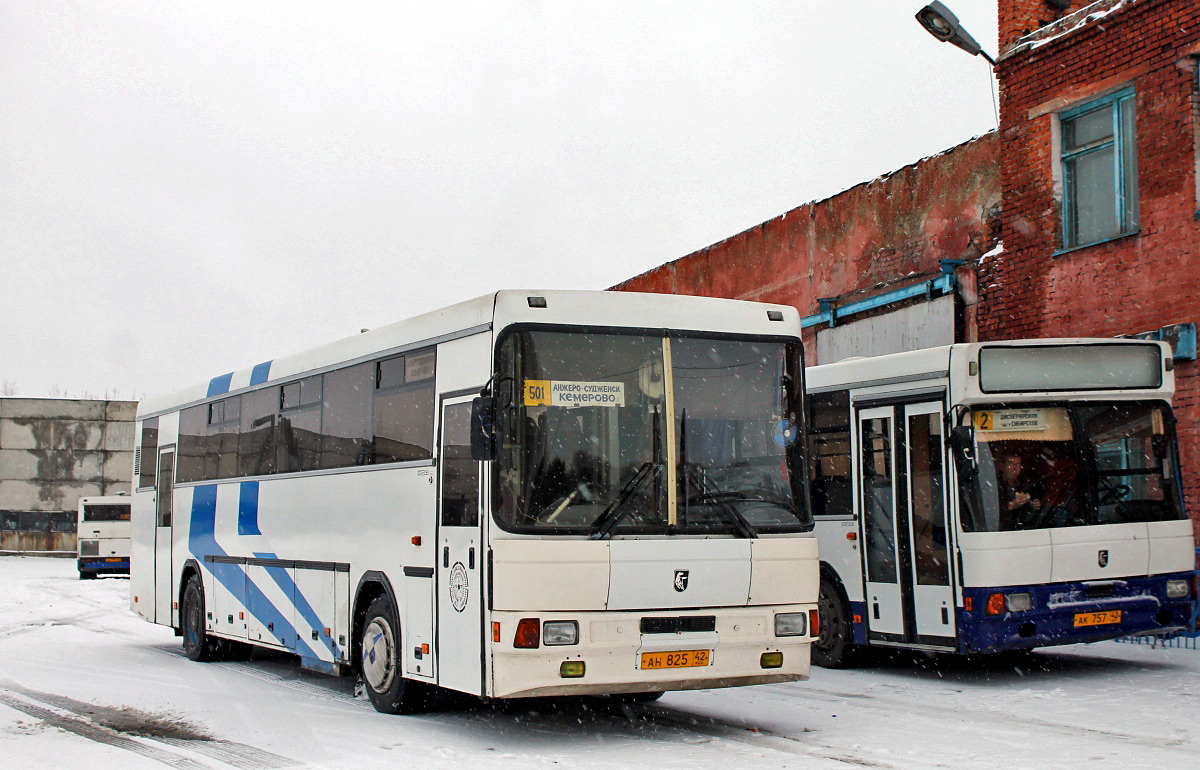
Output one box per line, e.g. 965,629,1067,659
1060,88,1138,249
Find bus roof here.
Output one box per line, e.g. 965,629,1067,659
138,289,800,419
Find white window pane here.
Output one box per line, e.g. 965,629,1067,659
1120,97,1138,230
1069,145,1117,245
1064,107,1113,151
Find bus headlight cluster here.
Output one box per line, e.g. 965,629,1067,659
774,612,807,637
79,540,99,556
543,621,579,646
1166,579,1190,599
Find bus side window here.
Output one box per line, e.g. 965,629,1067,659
138,418,159,489
808,390,853,518
373,349,437,464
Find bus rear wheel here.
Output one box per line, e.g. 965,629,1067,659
812,578,857,669
181,575,226,662
360,595,432,714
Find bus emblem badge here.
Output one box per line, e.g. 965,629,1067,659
674,570,689,592
449,562,469,612
1098,550,1109,568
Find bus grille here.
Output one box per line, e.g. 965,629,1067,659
640,616,716,634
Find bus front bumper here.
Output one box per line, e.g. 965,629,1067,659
489,605,813,699
958,573,1195,654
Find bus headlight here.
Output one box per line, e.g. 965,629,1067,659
79,540,99,556
774,613,807,637
543,621,579,646
1006,593,1032,612
1166,579,1190,599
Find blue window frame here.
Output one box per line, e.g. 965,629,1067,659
1060,88,1138,250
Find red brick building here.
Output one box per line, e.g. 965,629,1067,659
984,0,1200,532
616,0,1200,536
613,133,1001,362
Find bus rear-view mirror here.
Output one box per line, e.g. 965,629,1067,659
471,396,496,461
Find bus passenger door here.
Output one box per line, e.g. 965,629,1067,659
858,407,904,637
435,397,483,695
154,449,175,626
903,403,956,645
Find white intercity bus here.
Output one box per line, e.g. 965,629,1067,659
130,290,819,713
77,495,131,579
806,339,1197,666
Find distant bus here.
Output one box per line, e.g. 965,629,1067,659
77,495,131,579
806,339,1196,666
130,290,819,713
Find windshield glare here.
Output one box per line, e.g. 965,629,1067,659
961,402,1182,532
492,330,807,535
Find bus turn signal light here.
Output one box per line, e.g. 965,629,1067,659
514,618,540,648
809,609,820,638
985,593,1005,615
493,622,501,643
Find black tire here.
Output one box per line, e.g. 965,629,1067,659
359,595,432,714
181,575,226,662
611,691,664,704
812,577,857,669
79,571,96,580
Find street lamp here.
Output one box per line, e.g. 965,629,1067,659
916,2,996,65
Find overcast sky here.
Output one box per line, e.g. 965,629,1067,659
1,1,999,400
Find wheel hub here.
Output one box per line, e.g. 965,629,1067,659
362,618,395,692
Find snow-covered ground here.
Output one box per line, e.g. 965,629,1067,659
1,555,1196,770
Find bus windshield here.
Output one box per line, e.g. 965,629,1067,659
960,401,1183,532
492,329,809,535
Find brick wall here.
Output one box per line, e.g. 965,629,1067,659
999,0,1079,52
614,133,1001,362
988,0,1200,536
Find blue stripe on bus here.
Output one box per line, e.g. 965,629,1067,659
249,360,273,386
188,485,320,660
206,373,234,397
238,481,262,536
253,551,339,660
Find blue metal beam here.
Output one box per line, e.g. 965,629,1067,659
802,269,958,330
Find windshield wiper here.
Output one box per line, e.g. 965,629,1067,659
682,489,760,538
590,461,661,539
592,407,665,540
680,464,760,538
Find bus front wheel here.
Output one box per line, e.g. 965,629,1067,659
812,578,857,669
360,595,432,714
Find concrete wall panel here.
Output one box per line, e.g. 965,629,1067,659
0,399,106,421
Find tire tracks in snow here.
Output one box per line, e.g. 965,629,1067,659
627,701,934,769
0,680,299,770
757,682,1191,753
156,642,924,767
0,609,110,640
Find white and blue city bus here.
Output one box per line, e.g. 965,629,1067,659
805,339,1196,666
77,495,131,579
130,290,819,713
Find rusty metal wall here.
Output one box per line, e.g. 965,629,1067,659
0,398,137,554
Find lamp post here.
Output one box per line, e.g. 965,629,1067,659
915,2,996,65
